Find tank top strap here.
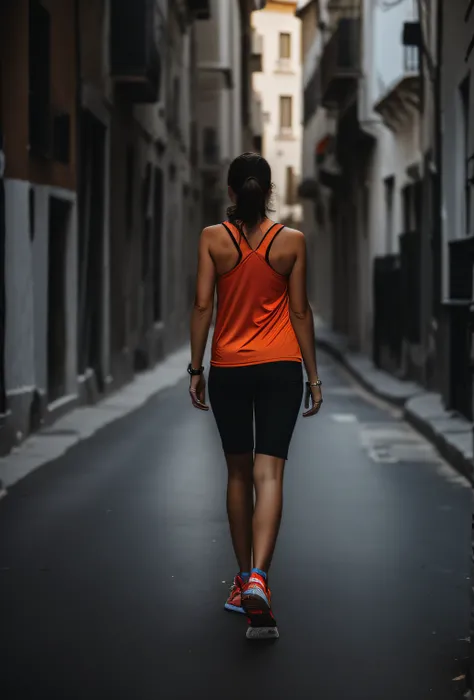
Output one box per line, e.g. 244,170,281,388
257,223,285,257
222,221,247,256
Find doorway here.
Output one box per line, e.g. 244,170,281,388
153,168,163,323
48,197,70,403
78,110,106,390
0,156,6,414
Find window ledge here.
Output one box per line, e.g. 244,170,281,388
276,131,296,141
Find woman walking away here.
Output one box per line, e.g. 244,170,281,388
188,152,322,640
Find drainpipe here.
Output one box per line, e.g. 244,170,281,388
74,0,84,373
432,0,442,318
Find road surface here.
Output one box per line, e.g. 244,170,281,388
0,352,471,699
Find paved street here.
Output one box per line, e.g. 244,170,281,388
0,351,472,699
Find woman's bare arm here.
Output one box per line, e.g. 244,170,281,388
288,231,319,383
190,227,216,369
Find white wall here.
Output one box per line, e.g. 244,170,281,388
252,4,302,223
367,0,421,256
441,0,474,299
374,0,418,104
4,180,36,397
4,179,78,434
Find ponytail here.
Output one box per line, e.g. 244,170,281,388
228,176,266,229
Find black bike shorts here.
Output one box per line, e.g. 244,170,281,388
208,361,303,460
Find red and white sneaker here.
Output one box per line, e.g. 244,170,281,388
242,571,279,640
224,574,246,614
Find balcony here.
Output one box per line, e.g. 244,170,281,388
186,0,211,20
374,46,420,131
320,18,361,109
110,0,162,104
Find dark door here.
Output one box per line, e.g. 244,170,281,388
78,110,106,390
0,144,6,414
48,197,69,402
153,168,163,323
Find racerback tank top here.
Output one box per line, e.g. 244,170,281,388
211,220,302,367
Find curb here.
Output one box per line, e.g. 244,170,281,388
0,345,193,493
404,398,474,485
317,333,474,486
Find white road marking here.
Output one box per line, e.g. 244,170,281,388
330,413,357,423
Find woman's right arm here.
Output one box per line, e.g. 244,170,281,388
288,232,322,414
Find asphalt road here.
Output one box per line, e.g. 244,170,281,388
0,352,472,700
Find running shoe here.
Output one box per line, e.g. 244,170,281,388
224,574,246,614
242,571,279,640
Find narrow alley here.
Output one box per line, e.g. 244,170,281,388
0,351,470,699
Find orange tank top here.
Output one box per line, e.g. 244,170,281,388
211,221,302,367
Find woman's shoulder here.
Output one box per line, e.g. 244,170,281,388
201,223,228,239
279,225,305,238
275,225,306,248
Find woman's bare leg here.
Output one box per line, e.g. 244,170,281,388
225,452,254,573
252,453,285,574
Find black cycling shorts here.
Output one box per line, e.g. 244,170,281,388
208,361,303,460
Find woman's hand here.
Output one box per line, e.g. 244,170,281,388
189,374,209,411
303,382,323,417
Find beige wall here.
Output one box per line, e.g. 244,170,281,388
251,1,302,223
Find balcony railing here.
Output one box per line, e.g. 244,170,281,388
110,0,162,104
186,0,211,20
320,18,361,108
404,45,419,73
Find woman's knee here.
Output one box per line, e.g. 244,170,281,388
226,452,254,480
253,453,285,484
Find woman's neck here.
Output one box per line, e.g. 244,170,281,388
242,217,268,236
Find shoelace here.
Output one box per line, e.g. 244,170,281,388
229,577,241,593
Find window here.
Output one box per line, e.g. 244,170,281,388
286,167,298,205
279,32,291,60
280,96,293,131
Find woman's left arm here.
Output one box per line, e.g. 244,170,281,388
190,226,216,374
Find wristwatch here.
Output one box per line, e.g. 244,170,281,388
187,363,204,376
307,378,322,387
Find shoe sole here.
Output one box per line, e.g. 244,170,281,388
246,625,279,640
224,602,245,614
242,590,279,640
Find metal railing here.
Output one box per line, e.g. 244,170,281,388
404,45,419,73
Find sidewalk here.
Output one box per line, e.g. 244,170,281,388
315,316,474,484
0,345,192,493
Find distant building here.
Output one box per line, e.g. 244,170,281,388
251,0,303,228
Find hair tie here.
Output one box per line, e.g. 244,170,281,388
244,176,260,186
